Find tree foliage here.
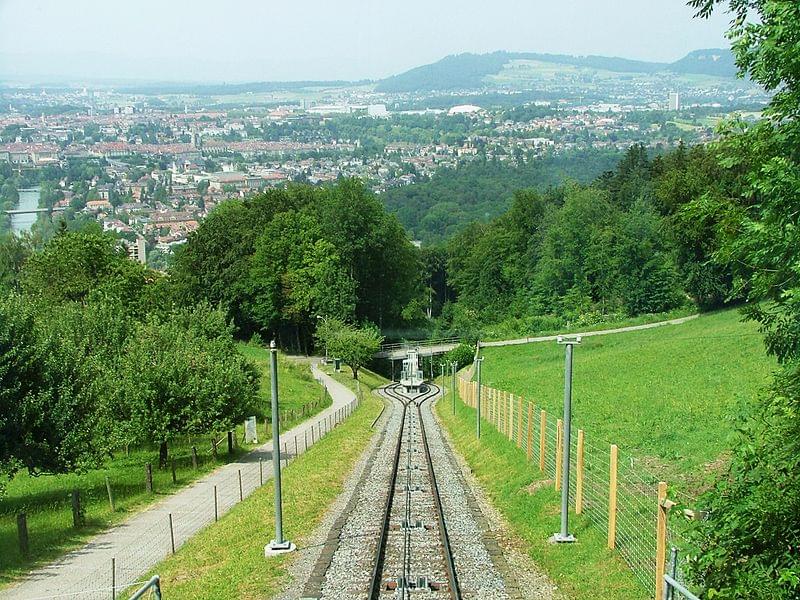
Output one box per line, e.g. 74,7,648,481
314,317,384,379
683,2,800,598
0,228,261,488
171,180,422,351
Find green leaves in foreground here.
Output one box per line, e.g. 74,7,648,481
685,2,800,598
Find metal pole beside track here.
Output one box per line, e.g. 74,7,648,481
451,361,457,415
265,340,295,556
550,335,580,544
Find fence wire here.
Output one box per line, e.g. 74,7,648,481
459,374,698,597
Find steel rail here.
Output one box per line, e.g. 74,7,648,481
416,387,462,600
369,382,461,599
368,383,407,599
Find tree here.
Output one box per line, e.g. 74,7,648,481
21,229,153,310
0,295,122,486
315,318,383,379
112,305,259,467
0,234,30,292
685,2,800,598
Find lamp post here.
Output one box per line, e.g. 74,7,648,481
550,335,581,544
265,340,295,556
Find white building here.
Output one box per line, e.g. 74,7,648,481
669,92,681,111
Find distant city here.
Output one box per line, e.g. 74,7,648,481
0,48,768,266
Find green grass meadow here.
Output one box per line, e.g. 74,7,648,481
478,309,775,485
144,393,383,599
435,397,646,600
0,344,326,588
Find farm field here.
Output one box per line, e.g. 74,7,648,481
0,345,326,588
477,308,775,485
142,392,383,599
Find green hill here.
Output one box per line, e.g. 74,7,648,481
376,48,737,93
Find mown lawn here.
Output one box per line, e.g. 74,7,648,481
0,344,327,588
323,363,390,395
478,309,775,484
436,398,646,600
143,393,383,599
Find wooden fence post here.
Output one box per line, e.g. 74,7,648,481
608,444,618,549
539,409,547,472
555,419,563,491
145,463,153,494
191,446,198,469
656,481,668,600
105,476,115,511
507,393,513,440
17,513,28,557
227,431,234,454
517,396,523,447
526,403,533,461
575,430,585,514
169,513,175,555
505,392,511,436
71,489,83,528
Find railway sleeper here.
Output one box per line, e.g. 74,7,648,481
386,576,444,591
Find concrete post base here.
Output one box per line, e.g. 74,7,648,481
265,539,296,557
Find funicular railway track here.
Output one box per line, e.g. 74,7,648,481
372,382,461,600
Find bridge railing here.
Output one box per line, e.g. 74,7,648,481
378,337,461,353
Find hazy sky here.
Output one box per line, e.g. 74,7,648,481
0,0,733,83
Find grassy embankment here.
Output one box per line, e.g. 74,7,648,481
0,343,327,588
435,308,775,600
323,363,390,396
479,308,775,483
143,392,383,599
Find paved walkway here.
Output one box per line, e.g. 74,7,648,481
480,314,699,347
1,362,356,600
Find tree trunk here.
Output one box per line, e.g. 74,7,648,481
352,365,359,380
159,441,168,470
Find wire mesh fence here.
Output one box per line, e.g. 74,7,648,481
5,394,360,600
457,375,697,599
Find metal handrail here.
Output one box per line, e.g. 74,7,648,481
663,548,700,600
129,575,162,600
664,574,699,600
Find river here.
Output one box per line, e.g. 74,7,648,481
11,188,41,235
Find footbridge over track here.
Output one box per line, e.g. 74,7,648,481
375,337,461,360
